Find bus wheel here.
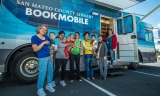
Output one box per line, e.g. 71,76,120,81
128,62,139,70
10,49,38,84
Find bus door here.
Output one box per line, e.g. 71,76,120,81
115,13,139,62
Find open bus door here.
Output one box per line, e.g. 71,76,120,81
115,13,139,64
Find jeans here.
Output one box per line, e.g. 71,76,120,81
109,49,115,66
53,58,68,81
99,58,108,78
69,53,81,80
85,54,94,78
37,56,53,89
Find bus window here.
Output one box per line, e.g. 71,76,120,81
145,32,153,41
123,15,133,34
117,19,123,35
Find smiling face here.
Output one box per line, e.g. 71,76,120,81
59,33,65,40
70,34,74,39
85,33,89,40
98,36,102,42
75,33,80,39
39,26,47,35
92,36,95,40
50,33,55,39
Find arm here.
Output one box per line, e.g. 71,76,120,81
31,36,49,52
103,42,108,57
112,35,118,49
82,41,92,50
58,39,68,48
32,43,45,52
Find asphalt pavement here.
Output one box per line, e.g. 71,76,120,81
0,59,160,96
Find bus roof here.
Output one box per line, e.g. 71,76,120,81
86,0,146,10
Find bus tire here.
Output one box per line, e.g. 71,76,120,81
10,49,38,84
128,62,139,70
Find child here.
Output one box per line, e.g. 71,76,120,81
49,32,58,61
90,35,97,54
63,36,72,59
69,33,75,42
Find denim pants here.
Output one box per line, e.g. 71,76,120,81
109,49,115,66
99,58,108,78
85,54,94,78
37,56,53,89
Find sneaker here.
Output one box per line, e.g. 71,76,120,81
100,76,103,79
37,88,46,96
103,77,106,80
60,80,67,87
52,81,56,87
91,77,95,80
46,84,55,92
109,65,113,68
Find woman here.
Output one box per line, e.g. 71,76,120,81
52,31,70,87
82,32,95,80
106,29,117,68
69,32,83,82
31,24,55,96
96,35,108,80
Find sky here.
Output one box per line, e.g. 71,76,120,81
124,0,160,49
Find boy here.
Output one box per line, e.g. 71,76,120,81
90,35,98,54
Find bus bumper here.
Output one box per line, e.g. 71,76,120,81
0,65,5,72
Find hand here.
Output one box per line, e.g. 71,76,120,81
113,49,116,51
43,41,49,45
104,56,106,60
92,47,96,51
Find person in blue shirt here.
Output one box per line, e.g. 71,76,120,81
31,24,55,96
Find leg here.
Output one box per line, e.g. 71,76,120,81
110,49,114,66
69,53,75,80
53,58,62,81
37,57,48,89
85,54,90,79
47,57,53,84
103,59,108,78
90,55,94,78
99,59,104,77
75,54,81,80
61,59,68,80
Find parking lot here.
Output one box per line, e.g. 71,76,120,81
0,59,160,96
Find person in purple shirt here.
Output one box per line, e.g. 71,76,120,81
31,24,55,96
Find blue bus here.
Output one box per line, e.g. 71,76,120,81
0,0,157,84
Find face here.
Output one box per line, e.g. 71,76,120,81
85,33,89,40
98,36,102,42
66,36,70,41
70,34,74,39
92,36,95,40
59,33,64,40
39,26,47,35
75,33,79,39
50,33,55,39
108,30,113,34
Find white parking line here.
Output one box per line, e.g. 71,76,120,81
129,70,160,77
81,77,116,96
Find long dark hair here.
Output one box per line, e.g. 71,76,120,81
106,28,113,37
75,32,80,39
